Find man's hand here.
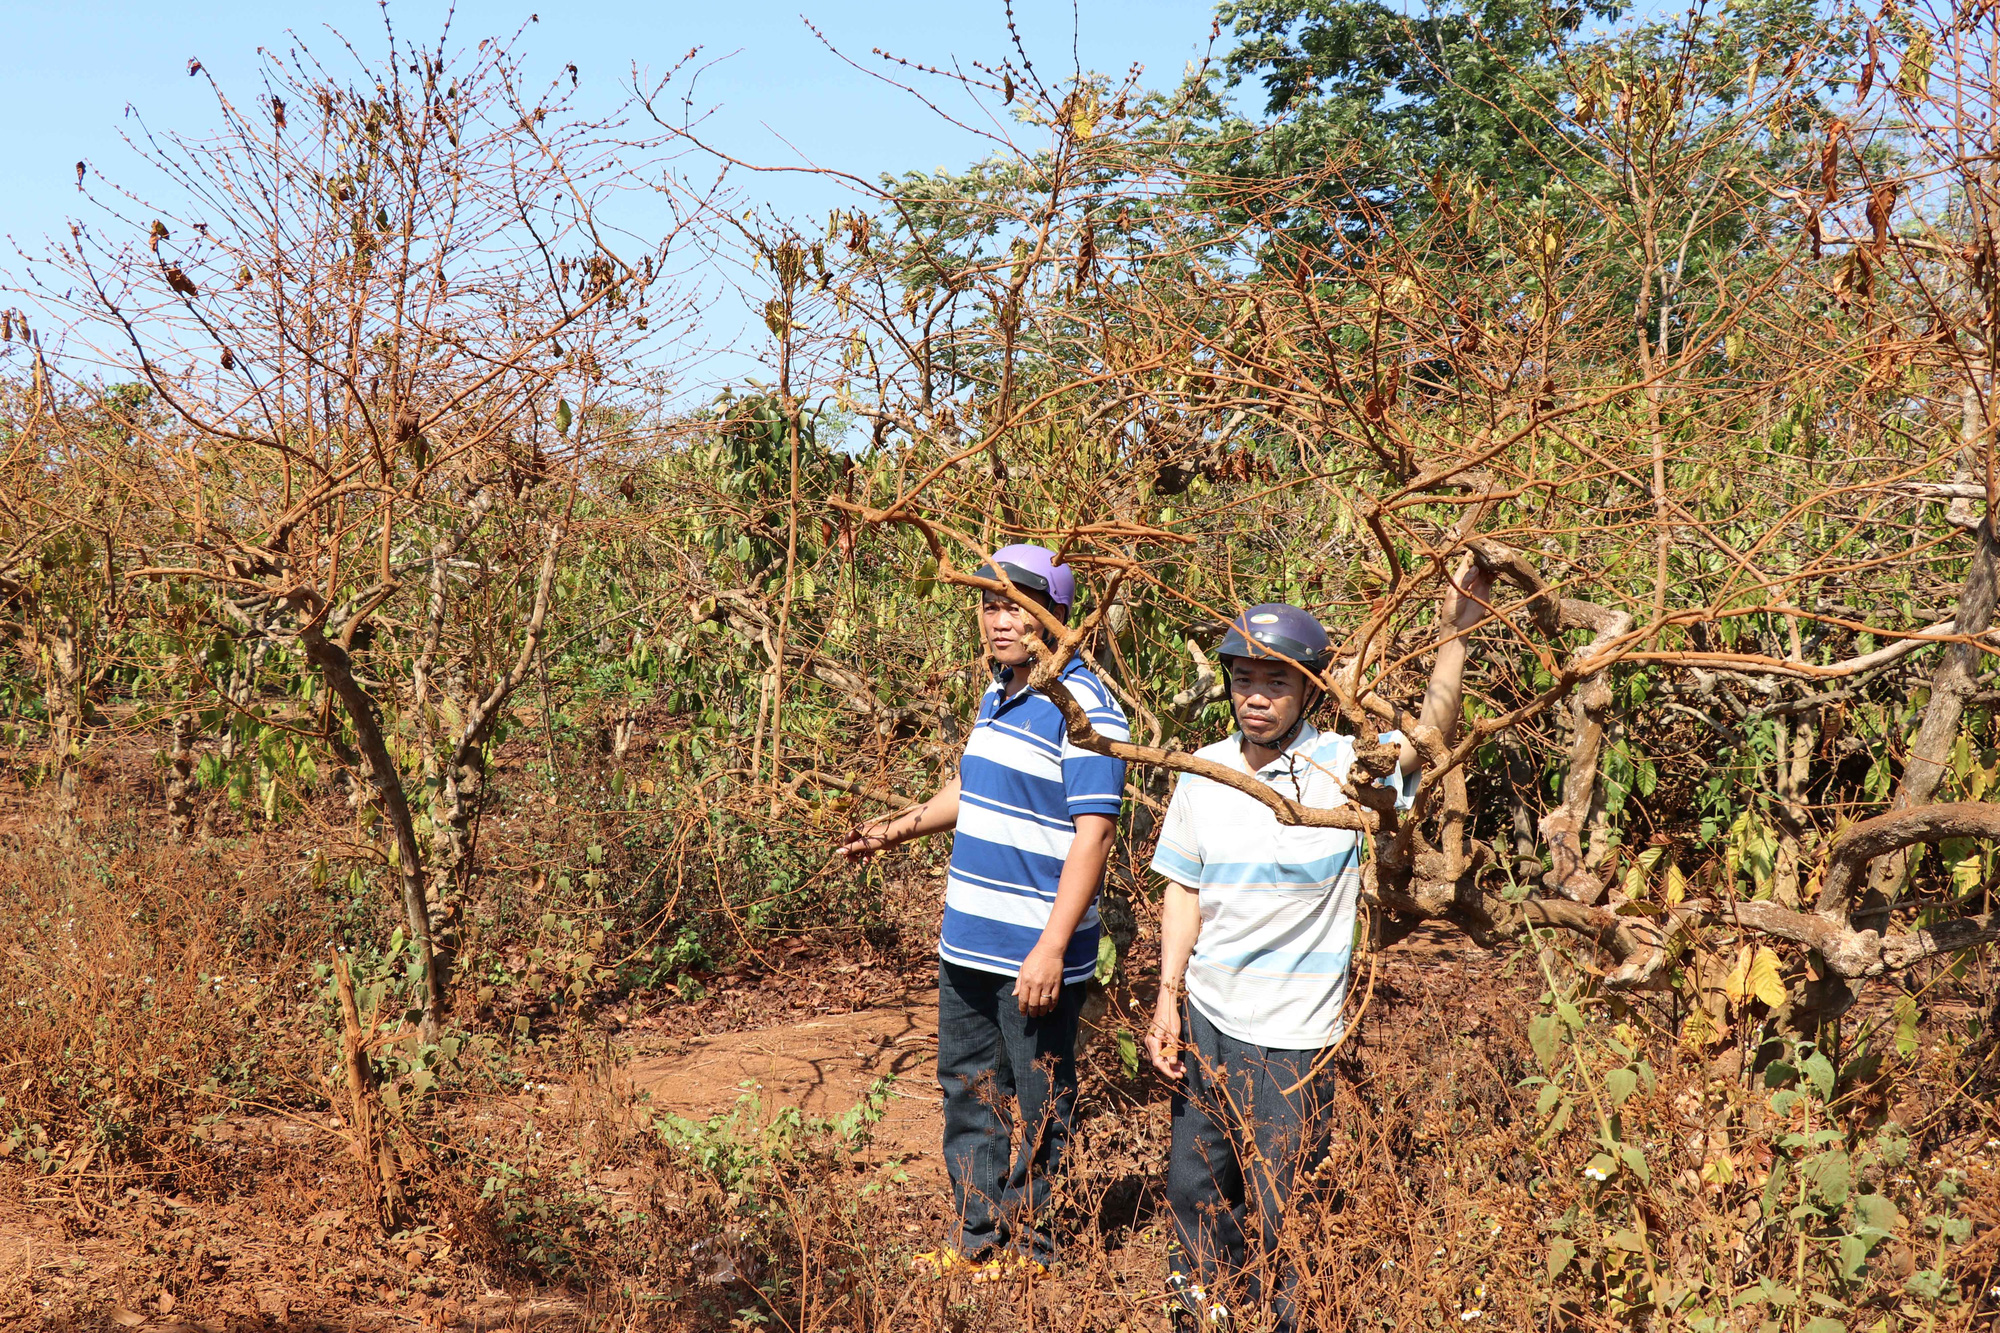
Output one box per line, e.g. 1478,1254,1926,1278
1144,992,1185,1080
1015,942,1067,1016
1442,557,1495,632
837,780,961,864
837,819,893,863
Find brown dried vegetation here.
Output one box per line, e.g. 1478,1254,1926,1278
1,2,1999,1330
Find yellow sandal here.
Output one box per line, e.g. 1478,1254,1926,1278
910,1249,966,1280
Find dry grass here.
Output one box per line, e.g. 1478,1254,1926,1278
0,785,1995,1332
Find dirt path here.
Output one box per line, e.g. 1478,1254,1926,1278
622,990,945,1177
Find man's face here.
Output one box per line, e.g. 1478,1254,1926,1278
1228,655,1310,747
981,592,1046,667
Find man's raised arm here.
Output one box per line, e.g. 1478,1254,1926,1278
1399,561,1494,778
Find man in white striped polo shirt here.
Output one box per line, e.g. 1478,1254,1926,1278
1145,571,1490,1331
840,544,1126,1280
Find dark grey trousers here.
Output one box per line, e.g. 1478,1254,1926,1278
936,960,1085,1262
1167,1003,1339,1333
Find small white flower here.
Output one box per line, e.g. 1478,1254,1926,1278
1460,1312,1483,1322
1584,1165,1610,1181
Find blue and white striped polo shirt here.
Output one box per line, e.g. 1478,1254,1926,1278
1150,722,1413,1050
940,660,1129,984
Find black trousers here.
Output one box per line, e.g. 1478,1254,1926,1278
936,960,1086,1262
1167,1003,1339,1333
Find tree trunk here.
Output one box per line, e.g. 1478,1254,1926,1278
1499,731,1543,885
1864,516,2000,921
425,527,564,1003
165,712,196,843
39,624,83,845
333,952,410,1231
299,622,445,1041
1540,602,1634,903
1767,711,1817,907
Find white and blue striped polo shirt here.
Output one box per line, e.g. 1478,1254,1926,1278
1150,722,1414,1050
940,659,1129,984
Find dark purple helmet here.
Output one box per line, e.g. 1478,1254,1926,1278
972,543,1075,614
1217,603,1331,674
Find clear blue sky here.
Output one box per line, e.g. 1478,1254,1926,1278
2,0,1222,370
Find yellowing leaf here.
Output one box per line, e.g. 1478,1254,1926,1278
1665,864,1688,906
1723,944,1787,1010
1724,944,1753,1005
1746,946,1788,1009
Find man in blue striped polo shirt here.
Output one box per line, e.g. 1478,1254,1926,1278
840,544,1127,1279
1144,571,1489,1332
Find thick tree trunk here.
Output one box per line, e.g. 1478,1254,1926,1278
1540,602,1634,904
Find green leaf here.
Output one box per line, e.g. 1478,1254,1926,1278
1535,1083,1562,1115
1548,1237,1575,1277
1805,1150,1851,1206
1115,1028,1139,1079
556,398,573,436
1095,933,1119,986
1528,1015,1562,1068
1606,1068,1639,1106
1762,1158,1790,1218
1619,1143,1652,1184
1905,1270,1950,1301
1894,993,1920,1060
1802,1051,1836,1101
1805,1318,1848,1333
1852,1192,1900,1240
1836,1235,1869,1281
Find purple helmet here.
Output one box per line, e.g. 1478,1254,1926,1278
1217,603,1331,673
972,543,1075,614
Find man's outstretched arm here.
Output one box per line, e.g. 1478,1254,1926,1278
1399,561,1494,778
838,777,962,861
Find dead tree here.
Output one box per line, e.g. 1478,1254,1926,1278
30,23,701,1039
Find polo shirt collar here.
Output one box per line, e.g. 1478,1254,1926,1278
1235,720,1320,776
